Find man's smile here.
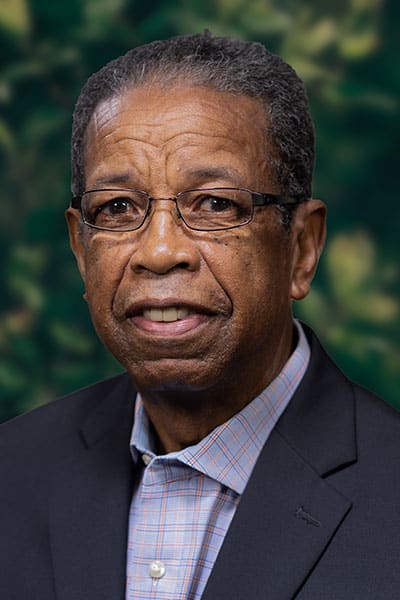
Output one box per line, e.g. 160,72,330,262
124,299,220,337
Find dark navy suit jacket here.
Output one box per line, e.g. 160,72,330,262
1,326,400,599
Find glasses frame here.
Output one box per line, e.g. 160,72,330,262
70,187,308,232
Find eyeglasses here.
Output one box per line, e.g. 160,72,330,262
70,187,307,232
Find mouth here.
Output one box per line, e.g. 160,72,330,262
125,300,217,336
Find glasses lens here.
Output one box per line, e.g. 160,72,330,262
82,190,148,231
178,188,253,230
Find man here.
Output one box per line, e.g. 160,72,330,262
1,31,399,600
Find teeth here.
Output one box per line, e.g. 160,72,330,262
148,308,163,321
143,307,190,322
163,307,179,322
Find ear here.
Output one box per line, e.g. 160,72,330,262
290,199,326,300
65,207,88,283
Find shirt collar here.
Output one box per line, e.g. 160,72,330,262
130,320,310,495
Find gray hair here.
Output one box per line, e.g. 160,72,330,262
71,31,315,212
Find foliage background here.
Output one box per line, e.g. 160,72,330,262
0,0,399,422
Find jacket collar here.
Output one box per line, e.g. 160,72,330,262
276,323,357,476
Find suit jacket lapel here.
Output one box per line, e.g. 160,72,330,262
49,374,137,600
202,429,352,600
203,327,357,599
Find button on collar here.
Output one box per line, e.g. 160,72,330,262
142,453,152,466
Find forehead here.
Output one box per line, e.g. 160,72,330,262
83,84,274,190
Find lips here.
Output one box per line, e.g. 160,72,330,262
124,299,219,336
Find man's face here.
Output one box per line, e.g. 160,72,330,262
67,84,324,399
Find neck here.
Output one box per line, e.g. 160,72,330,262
138,386,249,454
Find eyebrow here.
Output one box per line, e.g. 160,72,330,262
91,172,133,188
185,166,240,184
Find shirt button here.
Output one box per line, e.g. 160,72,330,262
149,560,166,579
142,454,152,466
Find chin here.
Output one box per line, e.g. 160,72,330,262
126,357,226,395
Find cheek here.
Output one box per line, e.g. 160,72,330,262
216,233,292,324
83,236,132,308
203,234,280,315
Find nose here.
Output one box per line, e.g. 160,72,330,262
129,199,201,275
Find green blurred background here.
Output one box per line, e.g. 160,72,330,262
1,0,399,422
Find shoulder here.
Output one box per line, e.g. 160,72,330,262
291,323,400,473
304,322,400,429
352,382,400,462
0,372,134,520
0,372,131,458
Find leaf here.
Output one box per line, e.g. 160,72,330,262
0,118,14,153
0,0,30,37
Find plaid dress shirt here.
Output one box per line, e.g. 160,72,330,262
126,321,310,599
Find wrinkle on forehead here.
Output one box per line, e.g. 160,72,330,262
91,95,123,135
84,85,275,193
93,131,244,153
90,85,266,146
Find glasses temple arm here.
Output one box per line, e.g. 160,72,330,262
251,193,308,206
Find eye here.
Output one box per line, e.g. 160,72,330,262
83,190,146,228
207,196,234,212
95,197,133,217
197,194,237,213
